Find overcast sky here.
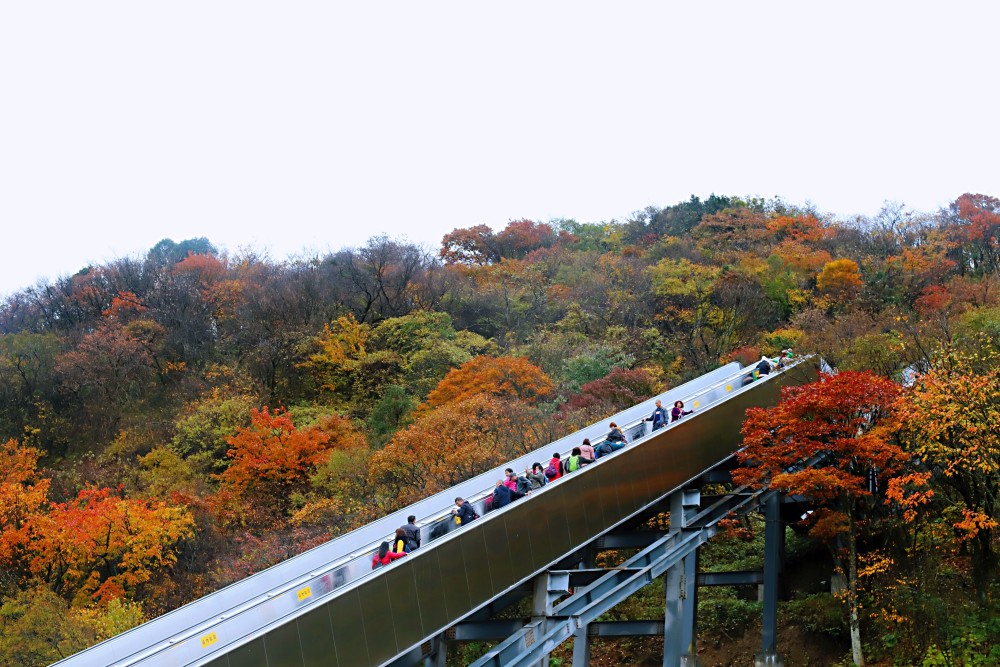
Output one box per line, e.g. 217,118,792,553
1,2,997,297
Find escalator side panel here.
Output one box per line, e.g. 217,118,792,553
501,511,537,583
458,522,495,605
381,559,425,646
359,568,399,659
484,512,516,594
296,603,338,667
328,588,371,667
420,530,473,613
405,545,451,632
263,617,306,667
227,637,267,667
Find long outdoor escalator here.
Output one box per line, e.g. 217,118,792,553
53,358,816,667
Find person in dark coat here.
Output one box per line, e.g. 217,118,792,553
400,515,421,551
492,480,515,510
452,497,478,525
606,422,627,444
645,399,669,431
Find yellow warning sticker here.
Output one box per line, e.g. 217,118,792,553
297,586,312,601
725,384,732,391
201,632,218,648
693,401,700,408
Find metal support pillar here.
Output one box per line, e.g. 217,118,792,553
424,634,447,667
532,571,569,667
572,548,596,666
571,624,590,667
680,552,699,665
756,492,784,667
665,489,701,666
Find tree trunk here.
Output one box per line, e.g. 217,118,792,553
848,517,865,666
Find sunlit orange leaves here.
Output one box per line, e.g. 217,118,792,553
884,472,934,523
25,487,195,605
422,355,554,410
0,440,50,566
214,407,336,527
369,394,545,507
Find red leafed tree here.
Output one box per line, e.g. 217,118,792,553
494,220,558,258
439,225,501,266
732,371,909,667
214,407,334,528
421,356,555,410
558,368,663,430
950,193,1000,276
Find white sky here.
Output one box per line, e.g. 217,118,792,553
1,2,997,297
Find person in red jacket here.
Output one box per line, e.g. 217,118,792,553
545,452,563,481
372,540,406,569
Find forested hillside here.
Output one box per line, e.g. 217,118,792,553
2,193,999,665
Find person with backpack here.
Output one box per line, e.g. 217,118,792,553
400,515,421,552
562,446,595,475
644,399,670,431
526,462,547,489
452,497,478,525
545,453,563,481
372,540,406,569
391,528,408,554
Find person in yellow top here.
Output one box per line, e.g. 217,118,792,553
391,528,408,554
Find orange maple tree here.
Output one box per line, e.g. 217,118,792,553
369,394,546,508
894,350,1000,606
732,371,910,666
214,407,336,527
421,355,554,410
24,487,195,605
0,440,50,570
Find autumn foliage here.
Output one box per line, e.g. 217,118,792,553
2,193,1000,663
214,407,340,527
422,355,555,409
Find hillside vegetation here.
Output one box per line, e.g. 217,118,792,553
2,194,999,665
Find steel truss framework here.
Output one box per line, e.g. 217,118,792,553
391,476,792,667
